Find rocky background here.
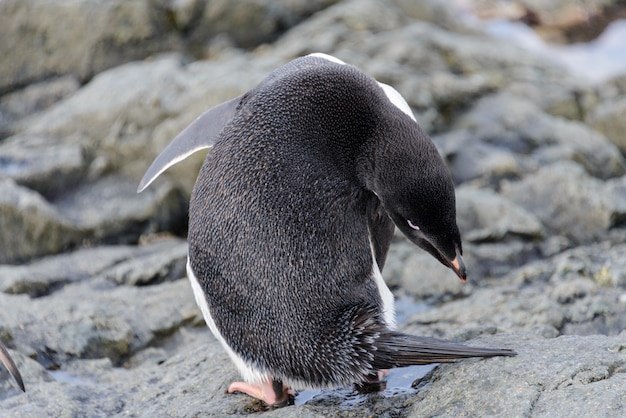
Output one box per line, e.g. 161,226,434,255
1,0,626,416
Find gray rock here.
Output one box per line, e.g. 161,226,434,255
435,131,521,183
456,186,544,242
408,333,626,418
3,331,624,416
0,278,200,368
18,53,278,196
607,175,626,229
52,174,186,243
0,178,81,264
0,134,86,199
0,0,338,94
100,239,188,286
390,0,465,30
389,240,470,302
0,171,186,264
0,75,80,136
0,0,181,93
405,241,626,339
0,246,132,298
587,95,626,155
271,0,411,61
452,92,626,181
501,161,618,245
464,240,542,279
0,238,187,297
187,0,339,49
504,77,594,121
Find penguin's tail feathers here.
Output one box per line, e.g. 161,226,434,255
373,331,517,368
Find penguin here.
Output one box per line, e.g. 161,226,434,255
138,53,516,407
1,339,25,392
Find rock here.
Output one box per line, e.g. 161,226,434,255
435,131,521,184
466,0,623,44
464,240,541,279
390,0,464,30
0,75,80,137
3,331,624,416
0,238,187,297
0,0,339,94
587,95,626,155
0,349,54,397
405,241,626,339
607,175,626,229
0,172,186,264
0,246,132,298
0,0,181,93
271,0,410,62
100,239,188,286
408,333,626,417
501,161,617,246
18,53,278,196
52,174,186,243
391,240,469,302
456,186,544,242
452,92,626,181
0,278,200,368
187,0,339,49
0,134,86,199
0,178,81,264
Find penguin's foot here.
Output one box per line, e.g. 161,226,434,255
228,378,294,407
354,371,387,393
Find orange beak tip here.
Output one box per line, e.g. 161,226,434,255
450,253,467,282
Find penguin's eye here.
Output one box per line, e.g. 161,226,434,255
407,220,420,231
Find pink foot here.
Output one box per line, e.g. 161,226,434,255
228,378,293,407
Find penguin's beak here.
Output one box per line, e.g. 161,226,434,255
449,249,466,282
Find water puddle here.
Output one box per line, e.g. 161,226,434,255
294,364,437,406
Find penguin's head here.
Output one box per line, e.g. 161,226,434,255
363,121,466,281
384,178,466,282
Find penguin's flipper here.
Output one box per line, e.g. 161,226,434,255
137,95,242,192
374,332,517,368
0,340,25,392
366,196,395,270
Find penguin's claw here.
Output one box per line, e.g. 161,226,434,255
228,379,294,407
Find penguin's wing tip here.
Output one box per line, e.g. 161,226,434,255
137,95,242,193
137,144,208,193
1,341,25,392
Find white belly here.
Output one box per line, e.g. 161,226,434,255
370,246,396,329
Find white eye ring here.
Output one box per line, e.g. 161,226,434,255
407,220,420,231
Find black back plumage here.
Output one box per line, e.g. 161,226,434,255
186,56,514,387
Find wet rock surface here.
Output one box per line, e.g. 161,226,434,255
1,0,626,416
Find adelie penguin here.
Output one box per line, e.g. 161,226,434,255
138,53,516,407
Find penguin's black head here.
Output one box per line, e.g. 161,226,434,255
362,119,466,281
385,176,466,282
